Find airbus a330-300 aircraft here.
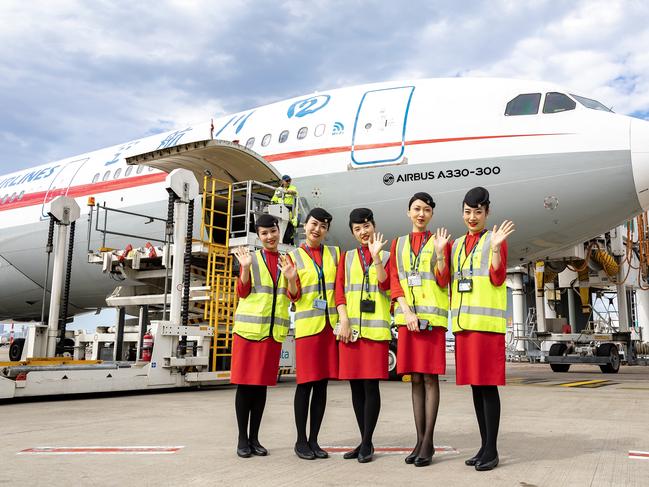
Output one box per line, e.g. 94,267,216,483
1,78,649,320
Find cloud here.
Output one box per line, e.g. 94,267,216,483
0,0,648,173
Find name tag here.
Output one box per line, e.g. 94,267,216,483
458,278,473,293
360,299,375,313
313,298,328,310
407,272,422,287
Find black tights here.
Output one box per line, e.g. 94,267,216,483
471,385,501,462
235,385,267,448
294,379,328,446
410,373,440,458
350,379,381,451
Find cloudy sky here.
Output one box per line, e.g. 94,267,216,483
1,0,648,175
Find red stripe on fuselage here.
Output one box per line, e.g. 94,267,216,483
0,133,561,213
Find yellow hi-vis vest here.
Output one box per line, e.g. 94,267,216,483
290,245,340,339
394,234,449,328
450,231,507,334
233,250,290,342
271,184,298,226
343,248,391,341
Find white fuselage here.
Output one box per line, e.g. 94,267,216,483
1,77,649,320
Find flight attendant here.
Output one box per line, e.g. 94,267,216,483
335,208,391,464
284,208,340,460
450,187,515,471
231,214,291,458
389,192,451,467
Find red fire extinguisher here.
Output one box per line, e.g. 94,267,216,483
142,331,154,362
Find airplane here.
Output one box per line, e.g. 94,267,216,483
1,77,648,322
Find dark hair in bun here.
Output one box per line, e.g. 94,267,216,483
463,186,490,211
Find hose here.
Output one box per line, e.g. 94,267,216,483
57,221,75,355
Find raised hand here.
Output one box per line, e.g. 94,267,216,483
434,227,451,256
234,246,252,268
491,220,516,249
279,254,297,282
368,231,387,261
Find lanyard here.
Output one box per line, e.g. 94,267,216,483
409,231,430,273
260,250,281,287
457,231,486,278
303,245,325,298
358,247,372,294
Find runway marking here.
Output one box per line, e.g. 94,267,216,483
507,377,551,385
557,379,614,388
17,446,184,455
629,451,649,460
323,446,458,455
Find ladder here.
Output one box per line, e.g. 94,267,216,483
200,176,237,372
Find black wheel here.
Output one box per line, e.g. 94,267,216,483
549,342,570,372
388,343,399,380
9,338,25,362
597,343,620,374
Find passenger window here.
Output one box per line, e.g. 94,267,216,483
125,166,133,177
505,93,541,116
113,168,122,179
278,130,289,143
246,137,255,149
543,92,576,114
92,173,100,183
136,165,144,174
261,134,271,147
314,124,325,137
102,171,111,182
297,127,308,140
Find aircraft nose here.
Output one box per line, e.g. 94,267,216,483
631,118,649,210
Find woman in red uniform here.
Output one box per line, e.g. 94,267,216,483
231,214,291,458
389,192,451,467
450,187,515,471
284,208,339,460
336,208,391,463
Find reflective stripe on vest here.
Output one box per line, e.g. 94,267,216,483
233,250,291,342
450,231,507,334
290,245,340,338
343,249,391,341
394,234,449,328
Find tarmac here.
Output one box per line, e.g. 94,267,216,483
1,349,649,487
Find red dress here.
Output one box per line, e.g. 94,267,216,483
389,232,451,375
288,245,339,384
454,234,508,386
336,246,390,380
230,249,283,386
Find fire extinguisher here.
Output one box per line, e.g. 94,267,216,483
142,330,154,362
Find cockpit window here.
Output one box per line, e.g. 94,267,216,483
505,93,541,116
570,94,613,112
543,92,576,114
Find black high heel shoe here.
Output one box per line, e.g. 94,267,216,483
404,443,421,464
357,444,374,463
237,445,252,458
249,440,268,456
475,454,499,471
343,445,361,460
308,441,329,459
294,442,315,460
413,446,435,467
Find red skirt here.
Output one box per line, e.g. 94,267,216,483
339,338,389,380
230,333,282,386
455,330,505,385
397,326,446,375
295,326,339,384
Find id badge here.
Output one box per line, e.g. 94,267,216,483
418,318,431,331
360,299,376,313
458,278,473,293
313,298,328,310
333,323,341,336
407,272,422,287
350,329,359,342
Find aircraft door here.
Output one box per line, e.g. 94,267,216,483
41,157,90,218
351,86,414,165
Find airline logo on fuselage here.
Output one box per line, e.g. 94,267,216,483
0,165,59,189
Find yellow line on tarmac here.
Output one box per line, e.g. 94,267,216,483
558,379,608,387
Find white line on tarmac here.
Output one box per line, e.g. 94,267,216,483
17,446,185,455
